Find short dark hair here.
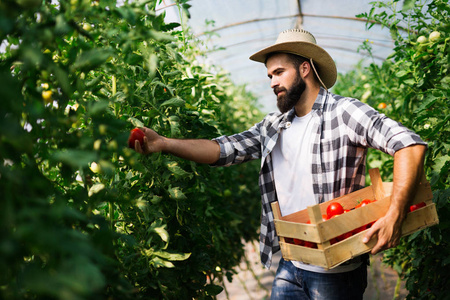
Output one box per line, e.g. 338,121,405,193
265,52,318,82
264,52,308,69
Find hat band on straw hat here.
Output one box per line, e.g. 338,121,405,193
250,29,337,89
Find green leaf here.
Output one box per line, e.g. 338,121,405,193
144,53,158,76
153,251,191,261
148,29,174,41
396,70,409,77
442,256,450,266
55,14,71,35
128,117,144,128
403,78,416,85
151,224,169,243
160,97,185,107
402,0,416,11
151,257,175,268
205,284,224,296
168,115,181,137
72,49,113,72
88,100,109,115
51,150,96,168
165,160,191,178
414,95,438,114
432,155,449,174
88,183,105,197
168,186,187,200
51,65,71,95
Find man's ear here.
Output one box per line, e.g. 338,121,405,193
299,61,311,78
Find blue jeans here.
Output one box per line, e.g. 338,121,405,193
270,258,367,300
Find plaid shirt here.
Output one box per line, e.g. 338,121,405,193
212,88,426,269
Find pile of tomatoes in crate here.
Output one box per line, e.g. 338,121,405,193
285,199,427,248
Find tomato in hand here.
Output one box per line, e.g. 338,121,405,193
409,202,426,212
326,202,344,218
128,128,145,149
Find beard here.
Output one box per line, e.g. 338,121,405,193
274,73,306,113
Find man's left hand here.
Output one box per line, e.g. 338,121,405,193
362,209,405,254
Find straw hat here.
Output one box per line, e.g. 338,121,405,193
250,29,337,89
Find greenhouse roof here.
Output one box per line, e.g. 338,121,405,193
160,0,399,112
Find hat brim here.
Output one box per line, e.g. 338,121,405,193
249,41,337,88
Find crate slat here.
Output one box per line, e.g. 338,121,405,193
274,220,321,242
280,242,327,268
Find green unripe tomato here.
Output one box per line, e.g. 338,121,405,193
429,31,441,42
417,35,427,44
82,23,92,32
99,124,107,135
223,189,232,197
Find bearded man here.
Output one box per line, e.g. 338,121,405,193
132,29,427,299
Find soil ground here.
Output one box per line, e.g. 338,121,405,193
216,240,407,300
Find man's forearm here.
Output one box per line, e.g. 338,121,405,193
363,144,426,253
389,144,427,218
161,137,221,164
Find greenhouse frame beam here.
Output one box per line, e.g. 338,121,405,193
195,12,414,37
295,0,303,28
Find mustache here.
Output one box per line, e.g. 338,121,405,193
273,87,286,96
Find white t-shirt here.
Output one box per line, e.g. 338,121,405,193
272,113,316,217
272,112,361,273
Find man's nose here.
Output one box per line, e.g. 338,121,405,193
270,77,279,89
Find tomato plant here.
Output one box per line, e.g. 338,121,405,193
334,0,450,298
0,0,264,299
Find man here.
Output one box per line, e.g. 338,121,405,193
133,29,427,299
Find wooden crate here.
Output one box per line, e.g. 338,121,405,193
271,168,439,270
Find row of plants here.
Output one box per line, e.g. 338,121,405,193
333,0,449,298
0,0,263,299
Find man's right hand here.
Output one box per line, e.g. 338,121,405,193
132,127,220,164
134,127,166,155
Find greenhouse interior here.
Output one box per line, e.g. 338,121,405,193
1,0,448,299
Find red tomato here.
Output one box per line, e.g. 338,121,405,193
336,231,353,242
409,202,426,212
351,225,367,235
322,214,329,221
330,238,339,245
355,199,373,209
326,202,344,218
128,128,145,149
284,238,294,244
303,241,317,248
293,238,305,246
